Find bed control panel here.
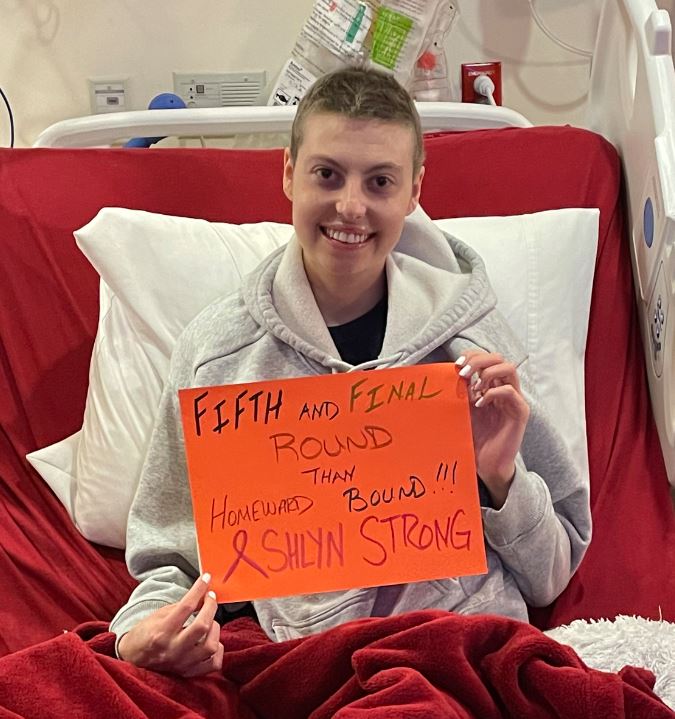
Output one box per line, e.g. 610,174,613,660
651,295,664,361
648,262,667,378
635,170,674,483
645,258,674,482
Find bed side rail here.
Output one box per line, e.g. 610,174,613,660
587,0,675,485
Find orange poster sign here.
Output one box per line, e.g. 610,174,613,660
178,363,487,603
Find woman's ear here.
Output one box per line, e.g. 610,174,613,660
407,165,425,215
282,148,294,203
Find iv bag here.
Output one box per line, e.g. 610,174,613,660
267,0,454,106
367,0,449,88
268,0,374,107
410,2,458,101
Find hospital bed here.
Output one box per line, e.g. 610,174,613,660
30,0,675,491
0,0,673,716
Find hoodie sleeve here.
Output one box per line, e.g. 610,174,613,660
480,386,592,607
108,325,246,651
108,331,200,647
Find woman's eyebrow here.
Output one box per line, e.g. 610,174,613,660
367,162,404,173
306,155,403,174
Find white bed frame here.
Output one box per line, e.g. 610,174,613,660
33,0,675,486
32,102,532,147
587,0,675,486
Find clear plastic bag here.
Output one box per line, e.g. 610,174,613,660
268,1,375,106
268,0,457,106
410,2,458,101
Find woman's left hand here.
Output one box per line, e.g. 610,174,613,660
456,350,530,509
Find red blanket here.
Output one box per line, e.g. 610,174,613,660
0,612,671,719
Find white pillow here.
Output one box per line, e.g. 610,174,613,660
27,207,598,549
29,210,291,548
435,213,596,487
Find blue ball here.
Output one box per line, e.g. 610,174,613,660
148,92,187,110
124,93,187,148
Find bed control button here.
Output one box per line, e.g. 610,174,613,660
647,264,668,378
644,197,654,248
651,295,664,356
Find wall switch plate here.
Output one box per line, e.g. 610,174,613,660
173,71,266,108
461,61,502,105
89,78,128,114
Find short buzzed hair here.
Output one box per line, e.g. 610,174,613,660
289,67,424,175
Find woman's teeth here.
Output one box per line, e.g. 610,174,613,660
323,227,370,244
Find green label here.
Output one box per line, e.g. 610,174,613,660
371,7,413,70
346,3,366,43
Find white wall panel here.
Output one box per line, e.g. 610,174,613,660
0,0,639,146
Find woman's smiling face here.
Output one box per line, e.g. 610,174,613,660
283,112,424,294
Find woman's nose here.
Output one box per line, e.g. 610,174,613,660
335,180,367,220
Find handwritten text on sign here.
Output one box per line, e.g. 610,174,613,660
178,363,487,602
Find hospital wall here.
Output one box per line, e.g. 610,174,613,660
0,0,665,147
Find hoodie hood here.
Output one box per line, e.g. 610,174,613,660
242,205,523,373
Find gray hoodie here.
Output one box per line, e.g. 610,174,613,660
110,211,591,643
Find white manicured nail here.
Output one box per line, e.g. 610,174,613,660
455,355,466,367
207,591,217,600
458,364,472,378
201,572,211,584
475,396,485,408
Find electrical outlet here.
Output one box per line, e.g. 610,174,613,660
461,61,502,105
89,78,128,114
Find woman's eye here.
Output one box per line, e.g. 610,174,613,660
316,168,334,180
372,176,392,189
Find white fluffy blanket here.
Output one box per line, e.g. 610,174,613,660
545,615,675,710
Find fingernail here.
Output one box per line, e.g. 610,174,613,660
455,355,466,367
475,396,485,408
201,572,211,584
474,377,482,389
208,590,216,600
458,364,472,378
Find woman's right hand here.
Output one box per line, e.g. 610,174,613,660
117,573,223,677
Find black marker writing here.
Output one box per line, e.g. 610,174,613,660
298,401,340,421
302,465,356,485
193,388,283,436
343,475,426,512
